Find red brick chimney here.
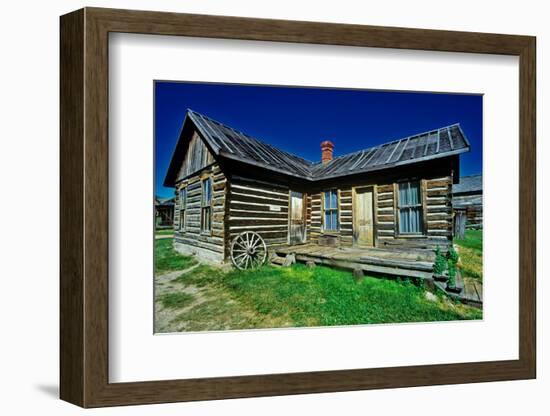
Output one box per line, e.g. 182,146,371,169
320,140,334,164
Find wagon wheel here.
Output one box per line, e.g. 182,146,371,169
230,231,267,270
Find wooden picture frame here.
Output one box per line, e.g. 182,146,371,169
60,7,536,408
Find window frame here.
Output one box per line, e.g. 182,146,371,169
200,177,213,234
396,180,424,236
322,189,339,232
179,187,187,232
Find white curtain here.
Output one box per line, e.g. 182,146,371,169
398,182,422,233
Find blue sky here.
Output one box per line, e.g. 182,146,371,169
155,82,482,198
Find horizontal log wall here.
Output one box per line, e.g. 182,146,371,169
227,175,290,248
173,163,226,262
309,192,321,243
307,174,454,250
339,188,353,247
424,175,453,240
375,184,396,243
453,194,483,229
466,205,483,229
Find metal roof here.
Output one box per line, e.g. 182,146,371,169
311,124,470,180
165,109,470,185
188,110,313,178
155,196,175,206
453,174,482,194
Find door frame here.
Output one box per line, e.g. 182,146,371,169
288,190,307,245
352,185,377,247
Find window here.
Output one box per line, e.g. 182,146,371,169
397,181,423,234
201,177,212,233
179,187,187,231
323,189,339,231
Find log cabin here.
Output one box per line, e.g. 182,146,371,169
452,174,483,234
163,109,471,265
154,196,175,228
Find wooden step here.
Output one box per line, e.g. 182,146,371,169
271,256,285,266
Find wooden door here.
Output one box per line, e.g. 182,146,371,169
354,187,374,246
289,191,305,244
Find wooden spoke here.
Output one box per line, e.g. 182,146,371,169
231,231,267,270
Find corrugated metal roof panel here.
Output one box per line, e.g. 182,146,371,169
311,125,470,179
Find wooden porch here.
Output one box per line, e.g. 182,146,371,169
270,243,482,307
272,243,436,280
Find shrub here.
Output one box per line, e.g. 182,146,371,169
447,246,459,263
433,247,447,275
446,247,459,288
447,260,457,287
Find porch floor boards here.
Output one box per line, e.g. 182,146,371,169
433,271,482,307
273,243,435,280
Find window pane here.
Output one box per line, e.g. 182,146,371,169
201,207,211,232
399,208,409,233
399,182,409,206
400,207,422,233
323,190,338,231
399,181,420,207
202,178,212,204
409,182,419,205
180,189,186,208
324,190,337,209
398,181,422,233
410,207,421,233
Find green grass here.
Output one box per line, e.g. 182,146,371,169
455,230,483,281
455,230,483,251
222,264,481,326
159,292,195,308
160,262,482,332
154,238,197,273
173,264,226,287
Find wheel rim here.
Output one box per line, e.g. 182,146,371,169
231,231,267,270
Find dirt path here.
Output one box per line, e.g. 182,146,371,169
154,264,290,333
154,264,209,333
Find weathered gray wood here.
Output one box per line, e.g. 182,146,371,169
454,210,466,239
177,132,216,180
231,186,288,201
359,255,433,271
231,193,288,206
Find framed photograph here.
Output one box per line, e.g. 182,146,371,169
60,7,536,408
